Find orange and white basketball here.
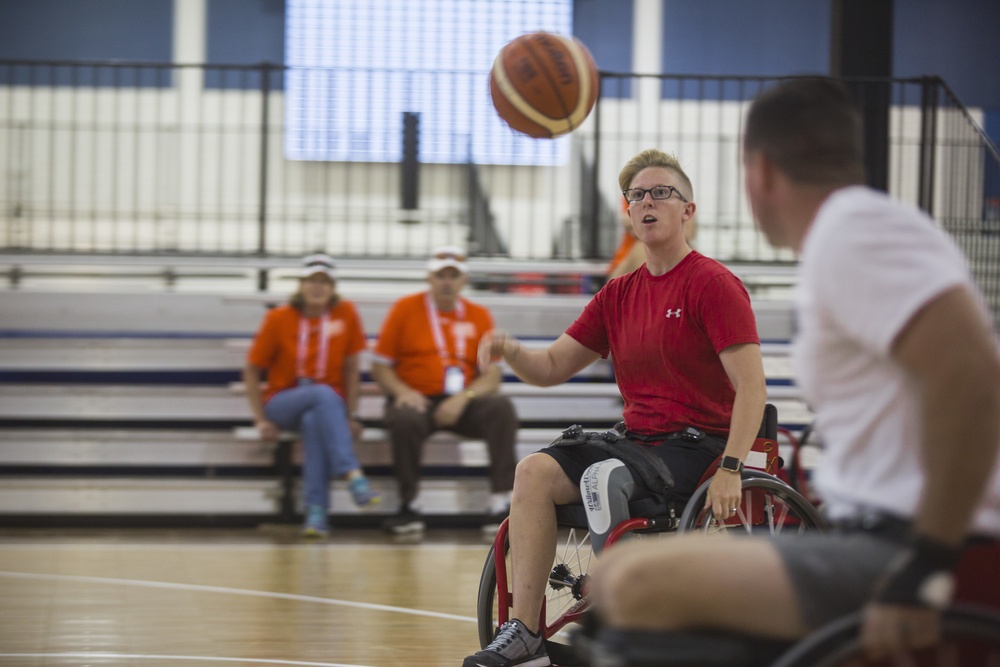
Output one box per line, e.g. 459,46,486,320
489,31,599,139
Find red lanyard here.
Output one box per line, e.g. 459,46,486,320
424,292,466,365
296,312,330,380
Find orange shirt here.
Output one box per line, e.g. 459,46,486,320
607,232,638,275
373,291,495,396
609,198,638,275
247,301,367,402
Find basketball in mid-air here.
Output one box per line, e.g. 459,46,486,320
489,31,599,139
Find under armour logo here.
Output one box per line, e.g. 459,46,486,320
665,309,682,318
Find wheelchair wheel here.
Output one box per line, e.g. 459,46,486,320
476,523,594,650
678,470,826,534
772,605,1000,667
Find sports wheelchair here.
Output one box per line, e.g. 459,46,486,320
475,404,826,663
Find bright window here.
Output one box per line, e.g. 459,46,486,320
285,0,573,165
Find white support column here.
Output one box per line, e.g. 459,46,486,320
168,0,207,249
632,0,664,98
631,0,664,153
173,0,207,65
631,0,664,76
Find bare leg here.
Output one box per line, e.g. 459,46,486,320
509,452,582,633
592,534,810,639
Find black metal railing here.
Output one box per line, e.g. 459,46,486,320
1,61,997,318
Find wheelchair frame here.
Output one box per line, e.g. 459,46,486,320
475,405,826,655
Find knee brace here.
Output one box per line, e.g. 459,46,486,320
581,458,637,555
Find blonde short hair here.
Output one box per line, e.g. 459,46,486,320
618,148,694,201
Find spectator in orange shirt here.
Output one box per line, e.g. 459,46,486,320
244,254,380,538
371,246,518,534
607,200,645,280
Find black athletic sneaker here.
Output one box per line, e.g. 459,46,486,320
463,618,551,667
380,506,425,534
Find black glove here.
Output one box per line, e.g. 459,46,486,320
873,533,962,609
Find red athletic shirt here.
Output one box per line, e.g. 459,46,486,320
247,301,367,402
566,251,759,436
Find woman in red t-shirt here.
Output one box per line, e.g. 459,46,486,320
465,149,766,667
244,254,380,538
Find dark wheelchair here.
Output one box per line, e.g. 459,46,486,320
474,404,827,665
770,536,1000,667
579,537,1000,666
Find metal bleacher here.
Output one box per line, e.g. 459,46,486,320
0,264,812,528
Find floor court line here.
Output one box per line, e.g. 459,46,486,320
0,654,372,667
0,542,489,552
0,570,478,624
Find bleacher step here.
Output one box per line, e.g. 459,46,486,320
0,476,492,519
0,383,630,425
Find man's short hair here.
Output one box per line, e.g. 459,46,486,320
744,77,866,186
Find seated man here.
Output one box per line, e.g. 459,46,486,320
464,148,767,667
587,78,1000,666
371,246,518,534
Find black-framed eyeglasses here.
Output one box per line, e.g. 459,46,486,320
623,185,688,204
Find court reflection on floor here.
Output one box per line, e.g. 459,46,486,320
0,528,492,666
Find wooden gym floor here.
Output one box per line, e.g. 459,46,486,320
0,526,498,666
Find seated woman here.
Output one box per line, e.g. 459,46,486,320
464,148,766,667
243,254,380,538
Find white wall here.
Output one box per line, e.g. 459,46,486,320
0,81,985,261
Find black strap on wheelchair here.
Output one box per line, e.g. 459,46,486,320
551,423,675,501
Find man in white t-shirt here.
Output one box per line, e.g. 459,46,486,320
585,78,1000,665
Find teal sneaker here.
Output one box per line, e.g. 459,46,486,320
301,505,329,538
349,476,381,507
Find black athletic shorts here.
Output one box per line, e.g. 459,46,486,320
539,432,726,506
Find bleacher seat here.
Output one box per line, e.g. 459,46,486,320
0,288,813,527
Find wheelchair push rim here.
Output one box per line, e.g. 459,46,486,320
678,470,827,534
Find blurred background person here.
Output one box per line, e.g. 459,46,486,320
371,246,518,535
244,253,380,538
607,199,645,280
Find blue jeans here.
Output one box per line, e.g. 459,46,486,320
264,383,360,511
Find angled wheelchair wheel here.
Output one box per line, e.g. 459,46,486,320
477,520,595,650
678,470,826,534
771,606,1000,667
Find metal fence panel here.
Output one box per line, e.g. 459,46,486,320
1,62,997,324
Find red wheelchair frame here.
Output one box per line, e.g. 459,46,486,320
477,405,826,656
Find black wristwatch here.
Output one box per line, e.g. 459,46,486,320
719,456,744,473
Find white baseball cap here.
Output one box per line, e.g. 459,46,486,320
299,253,337,280
427,245,468,273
